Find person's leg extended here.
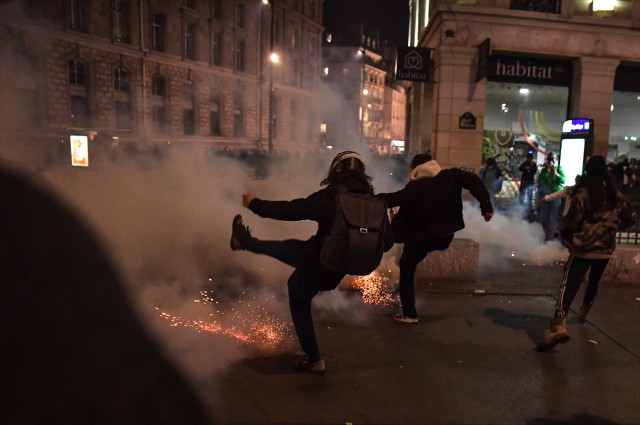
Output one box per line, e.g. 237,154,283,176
556,254,590,318
243,238,306,268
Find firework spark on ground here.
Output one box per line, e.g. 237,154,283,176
156,285,294,352
350,270,396,307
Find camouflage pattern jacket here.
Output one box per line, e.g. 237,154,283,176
560,188,637,259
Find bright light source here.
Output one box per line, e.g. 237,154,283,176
270,52,279,63
323,67,329,76
593,0,615,11
262,0,269,4
519,88,529,95
363,89,369,95
357,49,363,56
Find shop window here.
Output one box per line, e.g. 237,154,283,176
484,81,568,184
212,0,222,19
609,91,640,160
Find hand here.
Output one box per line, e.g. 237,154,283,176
483,212,493,222
242,191,255,208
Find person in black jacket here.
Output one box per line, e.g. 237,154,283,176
377,152,494,323
229,151,394,375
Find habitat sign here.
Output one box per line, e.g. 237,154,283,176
396,47,431,82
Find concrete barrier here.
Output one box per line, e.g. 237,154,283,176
414,238,479,282
601,244,640,285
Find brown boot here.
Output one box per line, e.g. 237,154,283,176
577,304,591,323
537,317,570,351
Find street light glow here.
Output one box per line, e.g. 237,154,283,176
270,52,280,63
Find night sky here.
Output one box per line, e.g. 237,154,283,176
322,0,410,47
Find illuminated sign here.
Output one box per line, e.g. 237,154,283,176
562,118,591,133
70,135,89,167
396,47,430,82
559,138,585,186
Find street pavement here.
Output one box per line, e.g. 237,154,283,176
211,261,640,425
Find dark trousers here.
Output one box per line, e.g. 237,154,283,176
398,235,454,318
555,254,609,318
242,238,322,361
539,197,562,241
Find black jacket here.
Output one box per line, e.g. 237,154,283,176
377,161,493,243
248,177,393,289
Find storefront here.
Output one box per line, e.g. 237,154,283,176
609,64,640,161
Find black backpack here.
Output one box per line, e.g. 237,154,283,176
320,185,392,275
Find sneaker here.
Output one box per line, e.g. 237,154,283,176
293,355,325,376
393,314,418,324
230,214,251,251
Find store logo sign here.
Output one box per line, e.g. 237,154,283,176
396,47,430,82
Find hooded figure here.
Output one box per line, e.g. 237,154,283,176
377,152,493,323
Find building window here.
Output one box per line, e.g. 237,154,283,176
233,89,245,137
114,0,130,43
70,95,90,127
235,3,244,28
183,80,195,102
152,106,167,133
211,32,222,66
510,0,560,13
114,67,130,93
151,74,167,134
152,73,166,96
68,0,84,31
234,40,244,72
210,88,222,136
184,23,196,60
151,13,165,52
212,0,222,19
291,60,300,86
68,58,87,87
115,100,132,129
184,109,195,135
291,27,300,51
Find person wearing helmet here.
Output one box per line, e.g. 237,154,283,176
229,151,393,375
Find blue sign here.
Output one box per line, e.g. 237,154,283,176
562,118,592,133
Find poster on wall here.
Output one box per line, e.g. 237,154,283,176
70,135,89,167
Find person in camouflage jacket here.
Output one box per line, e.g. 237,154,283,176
537,155,637,351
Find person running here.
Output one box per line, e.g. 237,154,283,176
377,152,494,323
537,155,637,351
229,151,393,375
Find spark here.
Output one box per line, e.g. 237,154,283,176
351,270,395,306
156,285,293,351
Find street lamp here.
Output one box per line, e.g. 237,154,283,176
267,0,277,154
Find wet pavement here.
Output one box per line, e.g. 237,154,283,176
211,262,640,425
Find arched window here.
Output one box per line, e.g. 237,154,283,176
151,73,166,96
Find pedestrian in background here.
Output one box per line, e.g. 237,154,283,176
377,152,494,323
229,151,393,375
537,155,637,351
518,153,537,220
481,157,503,209
537,153,565,241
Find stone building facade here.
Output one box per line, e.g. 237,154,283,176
0,0,324,167
406,0,640,173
